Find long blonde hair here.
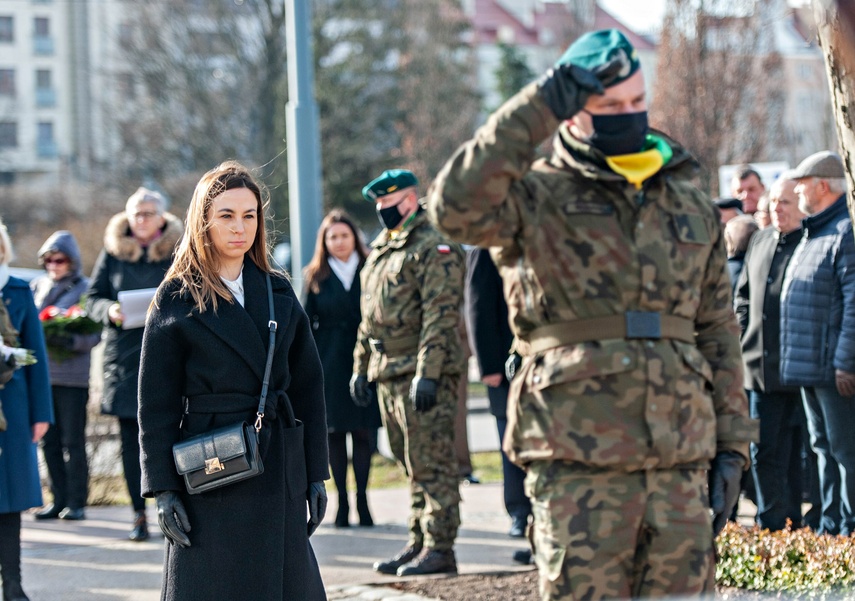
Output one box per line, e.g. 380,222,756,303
165,161,274,313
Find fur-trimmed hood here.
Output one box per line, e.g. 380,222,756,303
103,211,183,263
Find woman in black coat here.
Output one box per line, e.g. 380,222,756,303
138,161,329,600
303,210,379,528
86,188,183,540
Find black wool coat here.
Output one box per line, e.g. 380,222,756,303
138,260,329,601
304,268,381,433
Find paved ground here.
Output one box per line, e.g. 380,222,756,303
19,482,531,600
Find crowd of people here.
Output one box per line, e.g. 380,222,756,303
0,25,852,601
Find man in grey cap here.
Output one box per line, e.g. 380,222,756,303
780,150,855,535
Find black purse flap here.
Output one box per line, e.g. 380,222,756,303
173,422,249,476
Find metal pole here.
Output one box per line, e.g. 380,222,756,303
285,0,323,294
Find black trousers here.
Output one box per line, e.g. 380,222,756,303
496,417,531,520
0,512,22,584
119,417,145,512
41,386,89,510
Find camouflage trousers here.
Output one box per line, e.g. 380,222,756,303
526,461,715,600
378,374,461,550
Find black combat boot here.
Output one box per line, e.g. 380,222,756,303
396,548,457,576
373,544,422,575
129,510,149,542
356,493,373,527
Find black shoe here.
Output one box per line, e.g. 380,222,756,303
512,549,533,565
509,514,527,538
33,504,62,520
373,544,422,575
334,500,350,528
58,507,86,521
461,473,480,485
356,493,374,527
129,511,149,542
2,579,30,601
396,548,457,576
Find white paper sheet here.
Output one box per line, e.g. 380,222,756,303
117,287,158,330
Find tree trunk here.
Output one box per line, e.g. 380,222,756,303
813,0,855,220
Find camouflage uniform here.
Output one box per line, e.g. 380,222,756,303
427,82,756,599
353,208,464,551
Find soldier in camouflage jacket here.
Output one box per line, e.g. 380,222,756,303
428,30,756,600
350,169,464,577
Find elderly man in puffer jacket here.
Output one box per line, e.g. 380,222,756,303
428,28,756,600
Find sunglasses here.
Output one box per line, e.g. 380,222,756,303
44,257,69,265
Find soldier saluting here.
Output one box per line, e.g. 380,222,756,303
428,29,757,599
350,169,465,576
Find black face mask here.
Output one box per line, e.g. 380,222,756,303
586,111,649,156
377,202,404,230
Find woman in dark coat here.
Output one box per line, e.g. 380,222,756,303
86,188,183,541
138,161,329,600
303,210,379,527
0,219,53,601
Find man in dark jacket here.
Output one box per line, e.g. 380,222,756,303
86,188,183,541
780,151,855,535
735,176,812,531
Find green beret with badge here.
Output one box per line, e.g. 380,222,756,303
555,28,640,86
362,169,419,202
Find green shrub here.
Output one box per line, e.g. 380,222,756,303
717,521,855,597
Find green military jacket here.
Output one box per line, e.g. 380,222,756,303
353,209,464,383
427,81,756,471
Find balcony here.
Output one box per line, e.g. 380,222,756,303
37,140,57,158
33,36,54,55
35,88,55,107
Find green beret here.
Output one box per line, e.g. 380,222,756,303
362,169,419,202
555,29,639,86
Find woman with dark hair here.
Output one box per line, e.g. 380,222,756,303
303,210,379,528
137,161,329,600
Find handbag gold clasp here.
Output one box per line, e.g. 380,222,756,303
204,457,224,474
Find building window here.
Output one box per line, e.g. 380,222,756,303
33,17,53,54
0,16,13,43
118,22,134,48
35,69,55,107
0,69,14,96
0,122,17,148
37,121,57,157
117,72,136,101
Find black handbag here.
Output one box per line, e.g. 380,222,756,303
172,273,277,495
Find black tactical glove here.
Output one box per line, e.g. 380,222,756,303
155,490,191,548
350,374,371,407
307,481,328,537
505,353,522,382
410,377,438,412
709,451,745,537
537,58,627,120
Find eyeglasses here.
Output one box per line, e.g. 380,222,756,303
131,211,159,221
43,257,69,265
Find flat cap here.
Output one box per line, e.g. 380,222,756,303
714,197,743,211
555,29,640,86
362,169,419,202
788,151,845,180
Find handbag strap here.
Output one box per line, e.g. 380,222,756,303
253,273,277,433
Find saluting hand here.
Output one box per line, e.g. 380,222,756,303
537,57,626,121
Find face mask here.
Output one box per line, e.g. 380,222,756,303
585,111,649,156
377,201,404,230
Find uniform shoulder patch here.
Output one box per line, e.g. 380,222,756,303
437,244,451,254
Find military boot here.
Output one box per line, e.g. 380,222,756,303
373,544,422,575
396,548,457,576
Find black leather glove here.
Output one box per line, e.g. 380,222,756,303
350,374,371,407
537,58,627,120
307,481,327,537
155,490,191,548
46,334,75,350
709,451,745,537
505,353,522,381
410,376,438,412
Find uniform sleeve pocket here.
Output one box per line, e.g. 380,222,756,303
526,340,638,391
671,214,710,245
